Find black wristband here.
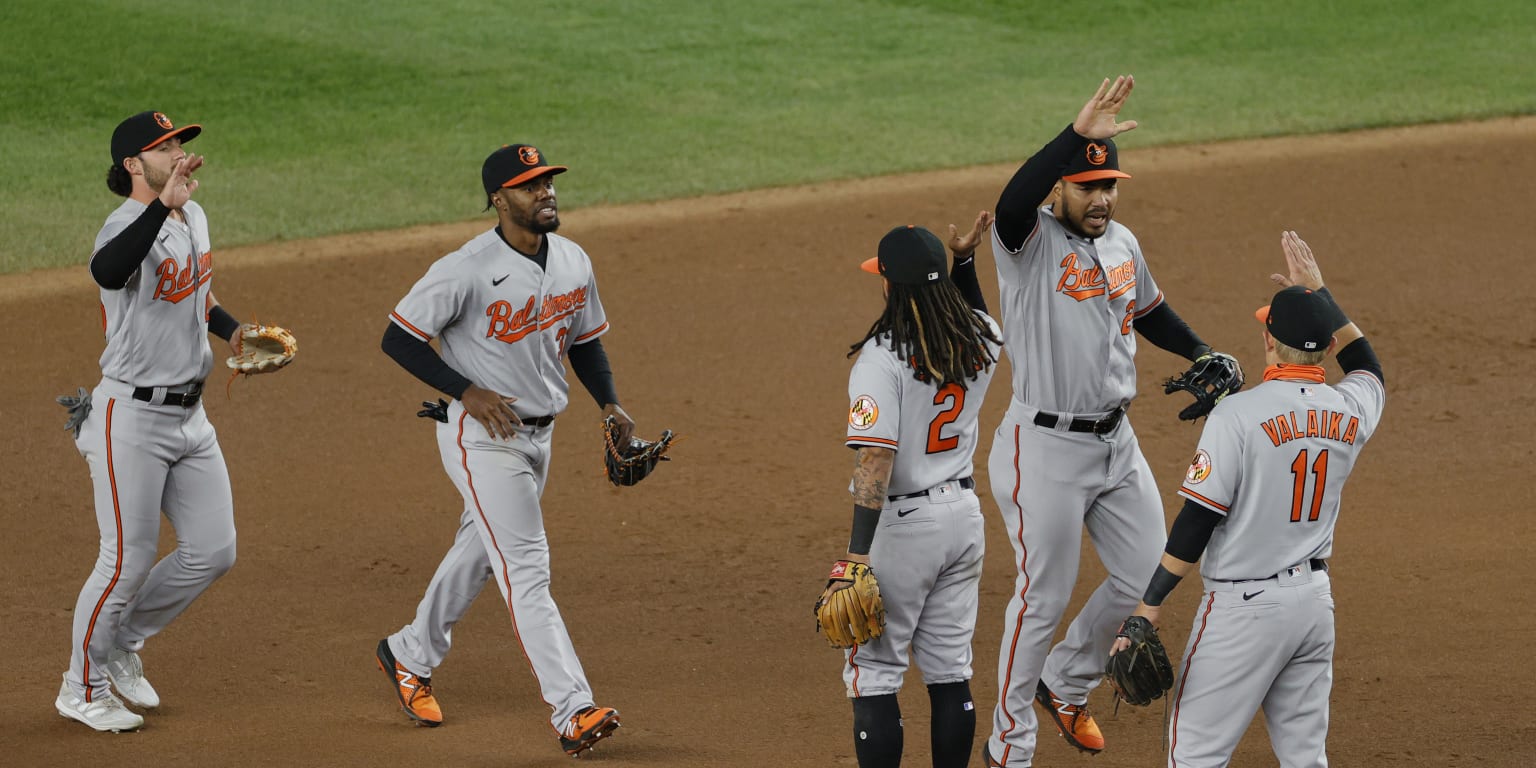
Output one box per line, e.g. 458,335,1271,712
208,305,240,341
1315,286,1351,331
848,504,882,555
1141,564,1184,607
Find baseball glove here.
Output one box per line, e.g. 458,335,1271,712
602,415,674,486
1104,616,1175,706
814,560,886,649
418,398,450,423
1164,351,1243,421
57,386,92,438
226,323,298,374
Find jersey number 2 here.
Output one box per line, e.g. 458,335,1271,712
1288,448,1330,522
927,383,964,454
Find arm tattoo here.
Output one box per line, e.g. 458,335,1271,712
851,448,895,508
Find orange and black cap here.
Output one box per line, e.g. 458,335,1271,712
111,111,201,168
483,144,568,197
860,225,947,286
1060,137,1131,183
1255,286,1334,351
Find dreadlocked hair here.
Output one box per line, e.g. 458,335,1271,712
848,280,1001,389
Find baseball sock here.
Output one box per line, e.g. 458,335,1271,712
851,693,902,768
927,681,976,768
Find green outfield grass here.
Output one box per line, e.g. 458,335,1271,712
3,0,1532,273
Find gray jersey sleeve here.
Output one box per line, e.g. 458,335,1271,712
390,255,470,342
569,260,609,345
846,340,903,452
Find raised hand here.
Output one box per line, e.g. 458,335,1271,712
158,153,204,210
1073,76,1139,141
1270,230,1325,290
947,210,994,257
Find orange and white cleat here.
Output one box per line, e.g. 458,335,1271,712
559,705,621,757
1034,680,1104,753
374,639,442,727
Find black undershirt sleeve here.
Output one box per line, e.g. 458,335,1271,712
950,256,987,313
995,125,1087,252
90,199,172,290
380,323,474,400
848,503,882,555
567,337,619,407
1335,337,1383,383
207,305,240,341
1132,300,1209,361
1165,499,1223,563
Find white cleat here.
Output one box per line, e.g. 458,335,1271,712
106,648,160,708
56,674,144,733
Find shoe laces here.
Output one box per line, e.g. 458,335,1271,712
1053,696,1093,729
120,652,143,678
88,691,131,714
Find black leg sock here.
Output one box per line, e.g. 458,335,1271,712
927,681,976,768
852,693,903,768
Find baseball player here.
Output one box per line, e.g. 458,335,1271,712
981,76,1244,766
824,216,1003,768
374,144,632,757
1111,232,1384,767
57,111,278,732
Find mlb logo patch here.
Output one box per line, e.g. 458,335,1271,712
1299,386,1315,397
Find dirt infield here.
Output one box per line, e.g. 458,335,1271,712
3,118,1532,766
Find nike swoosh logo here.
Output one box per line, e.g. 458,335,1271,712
1242,590,1265,601
492,274,510,286
895,508,918,518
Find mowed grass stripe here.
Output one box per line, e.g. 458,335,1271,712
3,0,1532,272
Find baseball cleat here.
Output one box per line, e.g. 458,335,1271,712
374,639,442,726
559,705,620,757
56,674,144,733
1034,680,1104,754
105,648,160,709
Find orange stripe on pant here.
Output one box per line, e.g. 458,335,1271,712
80,398,124,703
1170,590,1218,766
996,423,1030,766
456,412,552,713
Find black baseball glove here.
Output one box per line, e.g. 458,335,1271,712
1104,616,1175,706
1164,351,1243,421
603,415,675,486
418,398,449,423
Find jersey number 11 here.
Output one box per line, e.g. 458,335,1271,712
1288,448,1330,523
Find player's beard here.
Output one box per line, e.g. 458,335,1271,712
141,160,172,195
515,205,560,235
1058,195,1112,239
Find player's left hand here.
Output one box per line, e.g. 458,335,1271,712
1270,230,1325,290
947,210,994,258
1110,604,1160,655
226,323,298,375
815,555,886,649
601,403,634,446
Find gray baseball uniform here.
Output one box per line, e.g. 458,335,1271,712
842,310,1002,695
987,207,1169,764
1167,365,1385,767
67,197,237,704
384,227,609,733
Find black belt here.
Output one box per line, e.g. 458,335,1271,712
132,383,203,408
889,476,974,502
1033,407,1124,435
1232,559,1328,583
522,415,555,428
